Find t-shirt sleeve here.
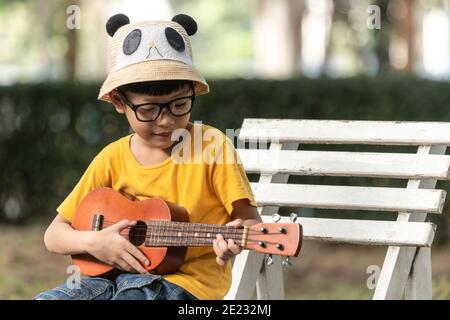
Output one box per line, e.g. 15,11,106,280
211,138,257,215
56,151,111,222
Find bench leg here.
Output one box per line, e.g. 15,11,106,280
374,145,443,300
405,247,432,300
256,255,285,300
373,246,417,299
224,250,265,300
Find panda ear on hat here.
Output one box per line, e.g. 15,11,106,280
106,13,130,37
172,14,197,36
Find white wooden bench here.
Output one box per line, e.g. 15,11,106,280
224,119,450,300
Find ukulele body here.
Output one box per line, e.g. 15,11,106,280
71,187,189,277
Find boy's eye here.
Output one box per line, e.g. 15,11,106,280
173,99,189,108
139,105,158,112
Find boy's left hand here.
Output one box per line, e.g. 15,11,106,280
213,219,244,266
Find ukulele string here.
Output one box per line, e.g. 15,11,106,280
118,228,281,245
116,229,284,246
101,220,272,235
101,219,245,230
93,221,286,247
114,227,245,242
101,220,287,247
101,220,247,235
143,238,283,246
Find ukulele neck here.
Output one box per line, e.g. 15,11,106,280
143,221,248,247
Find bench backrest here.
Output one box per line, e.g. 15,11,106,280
227,119,450,300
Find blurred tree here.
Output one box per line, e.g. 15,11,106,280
170,0,254,77
323,0,418,75
0,0,27,6
64,0,80,81
373,0,392,73
322,0,377,76
390,0,416,72
323,0,354,74
402,0,415,72
252,0,305,78
0,0,79,81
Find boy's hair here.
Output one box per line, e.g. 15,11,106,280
119,80,192,96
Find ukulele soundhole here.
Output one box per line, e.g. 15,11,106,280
128,221,147,246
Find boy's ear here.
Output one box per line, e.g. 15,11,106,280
109,91,126,114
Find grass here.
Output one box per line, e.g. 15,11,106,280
283,241,450,299
1,224,450,300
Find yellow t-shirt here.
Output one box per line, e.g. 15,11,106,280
56,123,257,300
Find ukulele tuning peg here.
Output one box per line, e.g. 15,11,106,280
265,254,274,266
290,213,298,223
272,213,281,223
282,257,292,267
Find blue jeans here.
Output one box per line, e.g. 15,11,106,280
33,273,198,300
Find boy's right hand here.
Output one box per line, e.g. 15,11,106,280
86,219,150,274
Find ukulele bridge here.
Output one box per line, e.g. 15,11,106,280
91,214,104,231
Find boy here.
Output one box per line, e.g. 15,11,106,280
33,13,260,300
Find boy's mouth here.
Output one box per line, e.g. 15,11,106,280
152,131,172,137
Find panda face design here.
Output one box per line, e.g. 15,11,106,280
115,23,193,71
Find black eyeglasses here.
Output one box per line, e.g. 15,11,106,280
117,84,195,122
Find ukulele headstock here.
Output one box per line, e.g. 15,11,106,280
244,222,302,257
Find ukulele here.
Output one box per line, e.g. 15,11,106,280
71,187,302,277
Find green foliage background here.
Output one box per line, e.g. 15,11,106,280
1,76,450,242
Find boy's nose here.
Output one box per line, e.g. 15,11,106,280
156,108,175,126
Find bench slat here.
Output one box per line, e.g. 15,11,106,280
261,216,436,247
237,149,450,179
239,119,450,145
251,183,446,213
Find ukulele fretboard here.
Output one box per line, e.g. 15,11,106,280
140,221,247,247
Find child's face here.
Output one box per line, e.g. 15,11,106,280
110,85,193,150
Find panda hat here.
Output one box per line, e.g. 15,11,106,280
98,13,209,102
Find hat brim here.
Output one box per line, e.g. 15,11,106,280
98,59,209,102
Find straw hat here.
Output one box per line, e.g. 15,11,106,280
98,13,209,103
